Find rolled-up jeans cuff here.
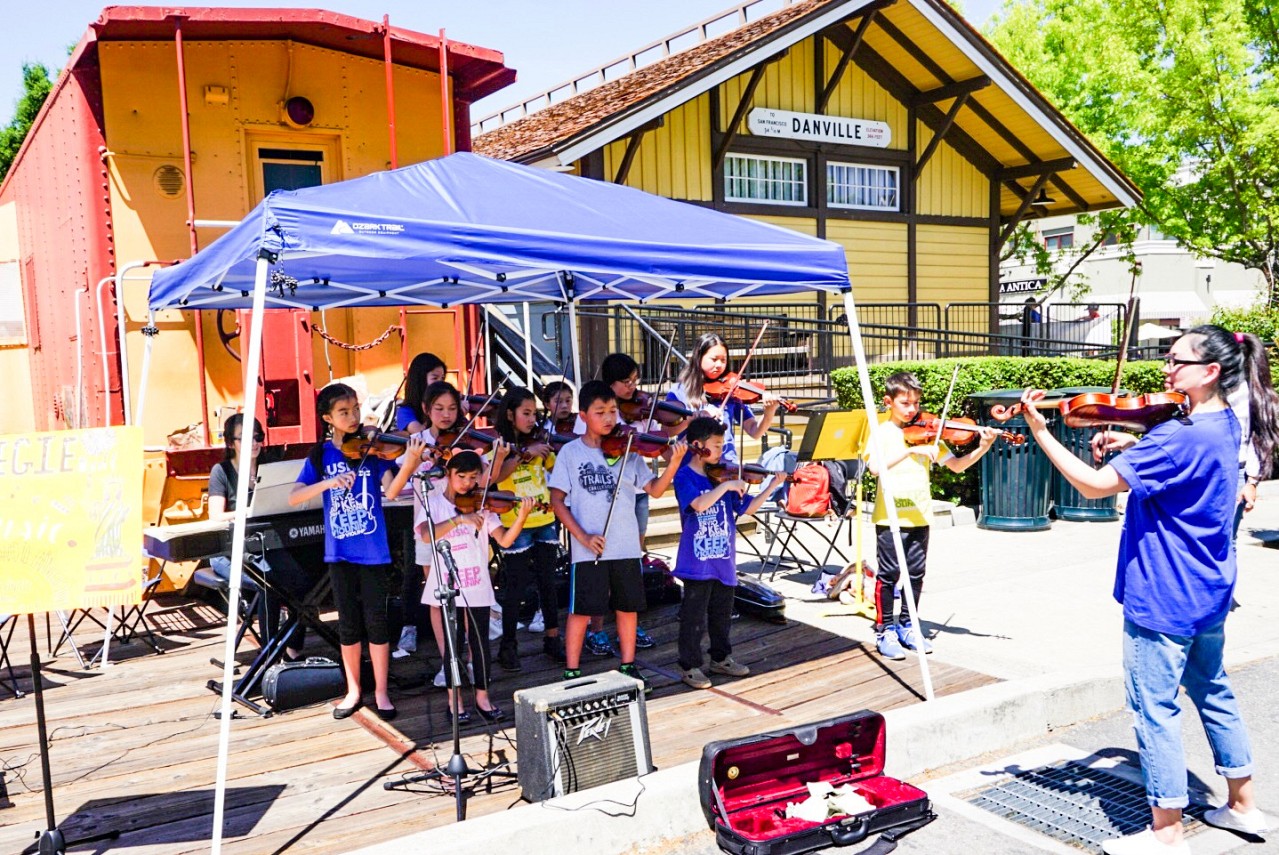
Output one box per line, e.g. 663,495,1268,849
1150,794,1190,810
1216,763,1253,779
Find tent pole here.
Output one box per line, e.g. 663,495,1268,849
211,254,270,853
522,302,534,389
841,291,934,702
135,311,156,425
568,300,582,388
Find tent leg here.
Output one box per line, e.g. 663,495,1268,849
211,255,271,854
522,302,535,389
568,301,582,387
840,292,934,702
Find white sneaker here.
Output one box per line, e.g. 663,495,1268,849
1203,804,1268,837
1101,827,1191,854
396,625,417,653
391,646,411,660
528,610,545,633
433,666,447,688
487,610,504,640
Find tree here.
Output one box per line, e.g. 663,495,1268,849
0,63,53,182
1002,209,1140,304
987,0,1279,305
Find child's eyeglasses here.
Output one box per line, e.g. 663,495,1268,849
1163,356,1211,368
233,432,266,442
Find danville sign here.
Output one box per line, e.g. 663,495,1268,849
747,108,892,148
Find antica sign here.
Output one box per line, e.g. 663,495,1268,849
747,108,892,148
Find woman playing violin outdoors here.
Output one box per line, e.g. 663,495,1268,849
489,387,566,671
668,333,779,466
1019,325,1278,855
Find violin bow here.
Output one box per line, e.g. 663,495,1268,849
596,336,674,565
721,321,769,479
933,364,961,454
1112,261,1142,396
462,312,489,398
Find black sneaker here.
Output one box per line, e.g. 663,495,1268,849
497,642,521,672
618,662,652,695
562,668,582,681
543,635,566,663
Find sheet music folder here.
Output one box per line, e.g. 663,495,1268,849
795,411,872,462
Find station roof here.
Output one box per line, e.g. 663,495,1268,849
83,6,515,102
474,0,1139,217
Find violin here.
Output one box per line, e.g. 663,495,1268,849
599,424,675,459
451,488,521,515
339,428,433,461
704,372,798,413
902,413,1025,446
703,461,791,486
989,391,1188,433
434,422,501,452
462,393,499,420
553,415,579,436
516,428,578,460
618,390,693,427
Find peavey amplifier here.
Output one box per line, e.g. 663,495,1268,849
514,670,653,802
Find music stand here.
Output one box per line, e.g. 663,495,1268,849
758,411,869,581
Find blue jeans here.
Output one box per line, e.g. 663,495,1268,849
1122,618,1253,808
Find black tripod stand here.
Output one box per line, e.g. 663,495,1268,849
24,614,120,854
383,480,515,820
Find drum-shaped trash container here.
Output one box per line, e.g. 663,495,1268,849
969,389,1052,531
1048,387,1121,522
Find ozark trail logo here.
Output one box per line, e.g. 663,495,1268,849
331,219,404,236
331,220,354,235
576,714,611,744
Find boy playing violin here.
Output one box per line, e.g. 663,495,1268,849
675,417,785,689
867,371,997,660
548,380,687,692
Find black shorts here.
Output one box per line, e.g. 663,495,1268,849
569,558,646,615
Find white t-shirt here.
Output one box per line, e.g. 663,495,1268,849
547,438,655,563
415,490,500,608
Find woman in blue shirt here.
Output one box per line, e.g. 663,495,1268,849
1020,325,1278,855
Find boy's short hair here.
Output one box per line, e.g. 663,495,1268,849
600,353,639,385
578,379,615,411
446,449,484,474
540,380,573,405
883,371,922,399
685,415,726,445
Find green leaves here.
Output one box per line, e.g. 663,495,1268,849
0,63,53,182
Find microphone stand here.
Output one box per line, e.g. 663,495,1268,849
383,478,514,819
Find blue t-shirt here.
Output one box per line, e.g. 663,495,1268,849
1108,409,1240,636
673,466,744,587
296,444,396,565
394,403,417,431
667,386,750,466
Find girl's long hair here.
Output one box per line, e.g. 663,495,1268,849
494,387,537,444
1186,325,1279,476
675,332,728,409
421,381,463,432
404,352,446,422
311,382,358,472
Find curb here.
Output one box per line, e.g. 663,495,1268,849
344,668,1123,855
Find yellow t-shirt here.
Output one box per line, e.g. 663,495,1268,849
868,421,951,527
495,451,557,529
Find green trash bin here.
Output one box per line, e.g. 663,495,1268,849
969,389,1053,531
1047,386,1121,522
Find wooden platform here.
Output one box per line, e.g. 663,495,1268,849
0,595,994,854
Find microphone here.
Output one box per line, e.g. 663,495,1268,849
436,538,459,574
415,465,446,481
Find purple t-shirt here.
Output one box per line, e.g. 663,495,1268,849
296,444,395,565
667,385,750,466
673,466,743,587
1108,408,1240,636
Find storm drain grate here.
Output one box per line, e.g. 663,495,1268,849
966,760,1205,852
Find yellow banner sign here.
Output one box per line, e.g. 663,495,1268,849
0,427,143,614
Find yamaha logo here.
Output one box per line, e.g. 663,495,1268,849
576,714,611,744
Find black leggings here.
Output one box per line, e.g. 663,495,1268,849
500,540,560,645
678,578,735,671
874,526,929,630
441,605,492,691
328,561,392,646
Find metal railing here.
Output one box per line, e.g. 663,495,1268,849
471,0,800,135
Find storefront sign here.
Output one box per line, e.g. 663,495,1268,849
999,277,1047,295
0,427,143,614
747,108,892,148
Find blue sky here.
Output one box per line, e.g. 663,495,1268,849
0,0,1003,125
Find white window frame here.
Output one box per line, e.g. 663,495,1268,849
723,153,808,206
826,161,900,211
1043,226,1074,251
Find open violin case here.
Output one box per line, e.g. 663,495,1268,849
698,711,935,855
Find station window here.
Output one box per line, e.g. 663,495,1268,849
826,162,899,211
724,154,807,205
0,261,24,345
1043,227,1074,251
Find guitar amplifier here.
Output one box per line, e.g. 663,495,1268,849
514,670,653,802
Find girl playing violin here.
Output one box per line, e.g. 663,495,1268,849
1019,325,1277,854
540,380,575,435
419,450,533,724
668,333,779,466
290,383,403,721
490,387,565,671
397,352,447,433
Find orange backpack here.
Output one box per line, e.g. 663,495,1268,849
784,462,831,517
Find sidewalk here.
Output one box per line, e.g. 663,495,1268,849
347,483,1279,855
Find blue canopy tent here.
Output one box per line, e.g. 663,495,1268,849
144,152,928,850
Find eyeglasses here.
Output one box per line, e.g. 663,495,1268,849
619,376,639,387
1163,356,1212,368
232,432,266,443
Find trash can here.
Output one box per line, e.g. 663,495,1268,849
969,389,1053,531
1047,387,1121,522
